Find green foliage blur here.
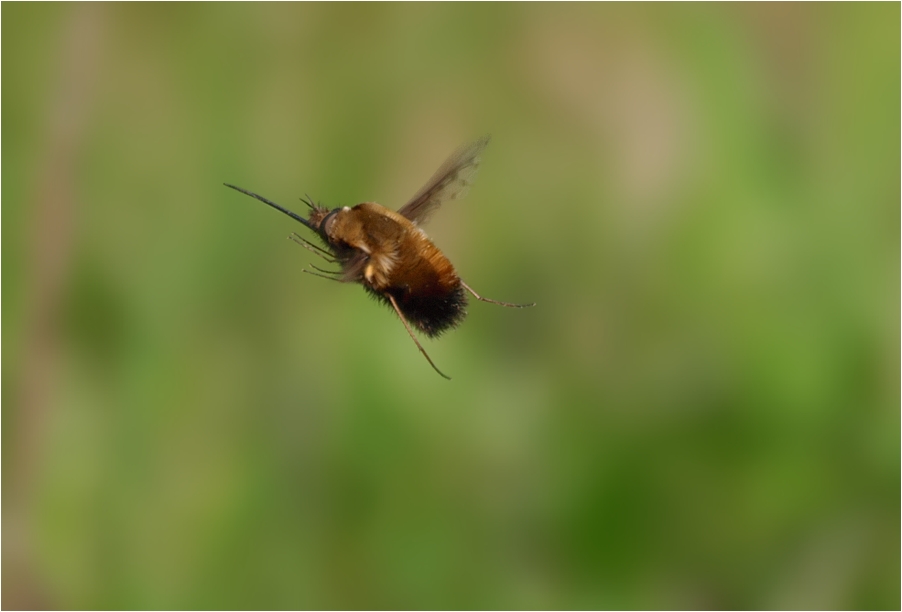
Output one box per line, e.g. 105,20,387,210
3,3,898,609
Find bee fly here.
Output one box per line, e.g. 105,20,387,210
225,136,533,379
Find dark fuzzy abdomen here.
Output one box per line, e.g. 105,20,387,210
366,283,468,338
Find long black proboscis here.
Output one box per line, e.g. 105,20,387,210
224,183,317,232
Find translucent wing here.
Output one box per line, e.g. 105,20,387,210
340,251,368,283
397,135,490,226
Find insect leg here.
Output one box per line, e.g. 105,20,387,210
388,294,451,380
288,233,337,262
302,268,342,282
309,264,341,276
460,281,535,308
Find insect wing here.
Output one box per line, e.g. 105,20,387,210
340,251,368,283
397,135,490,226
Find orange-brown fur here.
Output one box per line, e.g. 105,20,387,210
317,202,466,337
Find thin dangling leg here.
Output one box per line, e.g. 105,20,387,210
289,233,336,262
460,281,535,308
302,267,342,282
309,264,341,276
388,294,451,380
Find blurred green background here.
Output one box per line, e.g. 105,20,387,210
2,3,898,609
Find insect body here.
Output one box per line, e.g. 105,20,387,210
225,136,533,379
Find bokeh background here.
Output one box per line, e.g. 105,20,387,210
3,3,898,609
